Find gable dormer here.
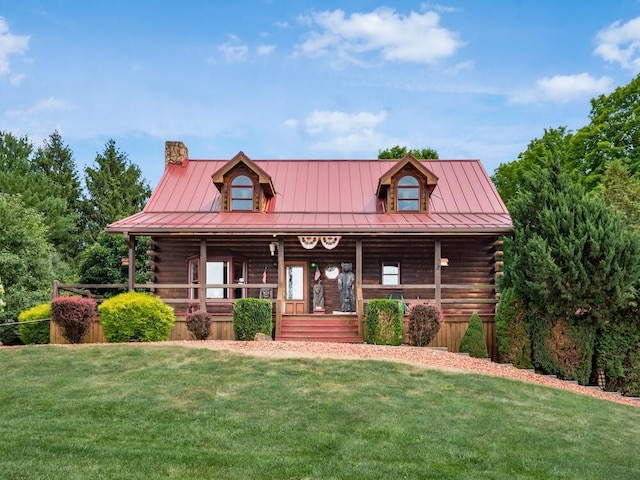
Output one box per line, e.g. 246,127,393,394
211,152,275,212
376,154,438,213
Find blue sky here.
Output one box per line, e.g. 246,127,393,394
1,1,640,187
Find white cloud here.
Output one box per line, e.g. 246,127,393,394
285,109,393,154
311,129,381,152
303,109,387,134
0,17,29,78
595,17,640,71
6,97,71,117
510,73,613,104
257,44,276,55
294,7,462,66
283,118,298,128
218,36,249,62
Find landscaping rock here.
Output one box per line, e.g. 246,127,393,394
254,333,273,342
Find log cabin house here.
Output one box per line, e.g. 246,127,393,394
104,141,512,356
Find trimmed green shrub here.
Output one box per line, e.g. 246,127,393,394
186,310,212,340
495,288,532,368
459,311,489,358
596,310,640,392
407,303,443,346
51,297,96,344
99,292,175,342
233,298,272,341
365,299,403,346
18,303,51,344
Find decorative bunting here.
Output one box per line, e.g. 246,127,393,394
320,236,341,250
298,236,319,249
298,235,342,250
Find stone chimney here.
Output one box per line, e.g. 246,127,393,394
165,141,189,168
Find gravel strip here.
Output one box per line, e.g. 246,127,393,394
147,340,640,408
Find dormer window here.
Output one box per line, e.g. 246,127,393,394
397,175,420,211
231,175,254,211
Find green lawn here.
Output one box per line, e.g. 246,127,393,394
1,345,639,479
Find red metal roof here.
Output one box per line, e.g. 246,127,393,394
107,157,512,235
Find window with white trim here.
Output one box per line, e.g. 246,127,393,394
382,262,400,285
188,258,245,300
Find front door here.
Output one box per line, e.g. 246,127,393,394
284,262,307,314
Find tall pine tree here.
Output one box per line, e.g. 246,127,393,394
32,131,83,261
81,139,151,245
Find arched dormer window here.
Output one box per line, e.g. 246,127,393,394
231,175,254,211
397,175,420,211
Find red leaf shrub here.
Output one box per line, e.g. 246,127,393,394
407,303,444,347
51,297,96,344
186,310,212,340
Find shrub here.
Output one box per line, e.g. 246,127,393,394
495,288,532,368
459,311,489,358
407,303,443,346
51,297,96,344
531,316,596,385
99,292,175,342
186,310,212,340
18,303,51,344
621,350,640,397
596,311,640,392
365,299,403,346
233,298,272,341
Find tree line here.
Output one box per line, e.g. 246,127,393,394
0,131,150,343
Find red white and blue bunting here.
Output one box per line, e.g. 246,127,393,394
320,236,341,250
297,236,342,250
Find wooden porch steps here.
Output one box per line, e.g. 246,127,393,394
278,315,362,343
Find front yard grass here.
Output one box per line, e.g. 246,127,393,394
1,344,639,479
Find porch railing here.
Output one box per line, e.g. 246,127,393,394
53,280,497,313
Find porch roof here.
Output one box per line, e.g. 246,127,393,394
107,211,512,235
107,156,512,235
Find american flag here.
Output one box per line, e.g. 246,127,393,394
314,265,321,281
262,267,267,284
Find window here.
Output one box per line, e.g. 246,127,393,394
231,175,254,211
397,175,419,211
382,262,400,285
189,258,245,299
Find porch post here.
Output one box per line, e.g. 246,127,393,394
434,238,442,307
124,233,135,292
199,238,207,312
275,238,285,336
355,238,363,336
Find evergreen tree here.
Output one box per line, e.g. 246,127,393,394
32,130,82,215
459,311,489,358
81,139,151,245
0,131,77,267
492,127,573,207
508,156,640,383
601,159,640,233
78,231,148,295
31,131,83,261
